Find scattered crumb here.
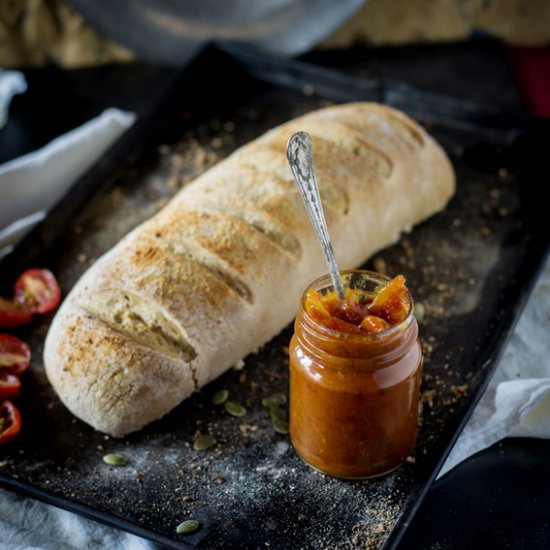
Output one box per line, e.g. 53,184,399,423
233,359,246,371
302,84,315,97
421,390,436,408
223,121,235,132
451,384,469,397
373,257,387,273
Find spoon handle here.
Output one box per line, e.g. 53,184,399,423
287,131,346,300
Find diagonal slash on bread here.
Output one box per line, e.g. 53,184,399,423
44,102,455,436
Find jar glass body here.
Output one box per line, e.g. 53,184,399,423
289,270,422,479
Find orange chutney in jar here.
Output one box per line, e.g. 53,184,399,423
289,270,422,479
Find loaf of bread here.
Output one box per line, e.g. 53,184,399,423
44,103,455,436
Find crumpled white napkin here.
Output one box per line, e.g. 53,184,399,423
0,107,136,256
0,489,153,550
0,70,27,129
439,252,550,477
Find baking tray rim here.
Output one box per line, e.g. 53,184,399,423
1,41,549,550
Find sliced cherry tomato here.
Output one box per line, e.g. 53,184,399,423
0,400,22,444
0,297,33,329
14,268,61,315
0,373,21,399
0,333,31,376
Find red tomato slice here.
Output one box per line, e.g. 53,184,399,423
14,268,61,315
0,400,22,444
0,373,21,399
0,333,31,376
0,297,33,329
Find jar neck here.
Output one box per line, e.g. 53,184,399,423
295,307,418,370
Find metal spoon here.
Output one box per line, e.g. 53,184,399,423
287,131,346,300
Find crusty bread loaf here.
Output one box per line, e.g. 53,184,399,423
44,102,455,436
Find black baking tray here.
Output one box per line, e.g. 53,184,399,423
1,43,549,549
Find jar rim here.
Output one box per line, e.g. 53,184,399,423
300,269,415,341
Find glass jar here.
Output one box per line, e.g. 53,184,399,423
289,270,422,479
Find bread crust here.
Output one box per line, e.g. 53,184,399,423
44,102,455,436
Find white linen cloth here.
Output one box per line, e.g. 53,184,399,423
0,95,549,546
0,70,27,130
0,491,152,550
438,252,550,477
0,108,136,256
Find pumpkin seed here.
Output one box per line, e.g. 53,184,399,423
102,453,126,466
269,405,287,422
211,389,229,405
193,434,216,451
224,401,246,417
272,418,289,435
414,302,425,322
261,394,287,408
176,519,200,534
